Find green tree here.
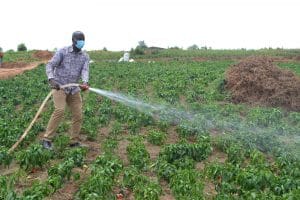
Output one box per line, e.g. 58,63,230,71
134,46,144,55
187,44,199,50
169,46,181,50
138,40,147,49
17,43,27,51
131,41,148,55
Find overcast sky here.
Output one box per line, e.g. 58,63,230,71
1,0,300,51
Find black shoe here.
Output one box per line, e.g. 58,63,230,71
69,142,82,147
41,139,53,150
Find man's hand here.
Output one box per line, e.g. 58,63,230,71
49,78,60,90
79,82,89,91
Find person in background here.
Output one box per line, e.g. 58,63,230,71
41,31,90,149
118,52,130,62
0,51,3,67
118,52,134,62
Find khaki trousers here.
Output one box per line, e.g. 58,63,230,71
44,89,82,141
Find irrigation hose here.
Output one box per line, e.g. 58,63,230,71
8,83,80,154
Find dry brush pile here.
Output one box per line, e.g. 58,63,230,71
225,56,300,111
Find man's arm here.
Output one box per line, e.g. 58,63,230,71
46,49,64,80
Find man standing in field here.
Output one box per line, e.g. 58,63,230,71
41,31,90,149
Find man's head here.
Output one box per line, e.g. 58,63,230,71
72,31,85,51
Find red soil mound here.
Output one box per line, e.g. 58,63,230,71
33,50,53,60
225,56,300,111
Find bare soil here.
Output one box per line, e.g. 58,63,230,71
0,61,47,79
117,138,130,166
165,126,180,144
195,148,227,172
33,50,53,60
160,180,175,200
294,55,300,61
144,140,161,161
203,179,217,199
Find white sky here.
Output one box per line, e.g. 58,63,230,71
1,0,300,51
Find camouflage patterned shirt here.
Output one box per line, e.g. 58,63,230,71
46,46,89,94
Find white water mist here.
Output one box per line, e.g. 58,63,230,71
89,87,194,123
88,87,299,159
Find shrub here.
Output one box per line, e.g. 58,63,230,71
53,134,70,157
16,144,52,171
17,43,27,51
127,137,150,170
187,44,199,50
170,169,204,199
147,130,166,145
0,147,13,167
134,46,145,55
134,180,162,200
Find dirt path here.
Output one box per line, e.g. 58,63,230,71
0,60,48,79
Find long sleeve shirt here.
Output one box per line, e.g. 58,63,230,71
46,46,89,94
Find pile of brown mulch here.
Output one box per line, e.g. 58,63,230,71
33,50,53,60
225,56,300,111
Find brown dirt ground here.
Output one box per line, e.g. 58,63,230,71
294,55,300,61
179,95,188,110
203,179,218,199
14,168,49,195
165,126,180,144
225,56,300,111
1,62,29,69
33,50,53,60
160,180,175,200
195,148,227,172
0,160,20,176
144,140,161,161
117,138,130,166
145,85,155,98
0,61,48,79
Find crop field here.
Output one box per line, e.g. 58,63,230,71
0,49,300,199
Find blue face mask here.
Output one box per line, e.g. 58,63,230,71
75,40,85,49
